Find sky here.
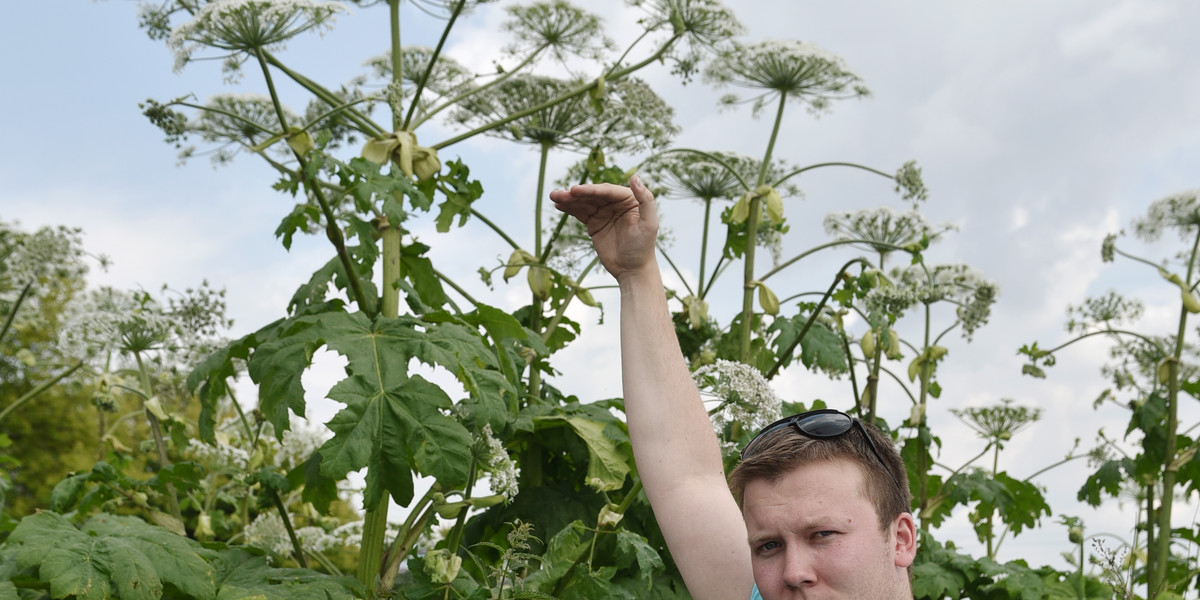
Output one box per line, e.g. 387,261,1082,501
5,0,1200,578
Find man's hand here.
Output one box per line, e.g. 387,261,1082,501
550,176,657,281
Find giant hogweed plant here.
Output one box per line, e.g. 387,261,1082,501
1,0,743,598
1020,189,1200,599
0,3,1124,600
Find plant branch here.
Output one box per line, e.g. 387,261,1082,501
431,32,683,150
766,258,868,379
0,359,86,424
772,161,893,188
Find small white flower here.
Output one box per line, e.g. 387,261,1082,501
693,359,780,433
244,511,293,555
481,424,520,501
1131,188,1200,242
167,0,346,73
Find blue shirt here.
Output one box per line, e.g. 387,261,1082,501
750,584,763,600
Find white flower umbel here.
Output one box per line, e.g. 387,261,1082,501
244,511,294,556
705,39,870,116
693,359,780,433
865,263,999,340
481,424,520,501
168,0,346,73
824,206,951,255
1131,188,1200,242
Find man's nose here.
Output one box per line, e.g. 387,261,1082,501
781,546,816,589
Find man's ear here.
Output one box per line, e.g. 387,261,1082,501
892,512,917,568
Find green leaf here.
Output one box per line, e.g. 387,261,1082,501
6,512,216,600
0,581,17,600
210,547,363,599
1077,459,1129,506
401,242,450,310
82,513,216,599
614,529,663,576
291,452,338,514
42,542,112,600
912,561,966,600
49,471,88,513
434,159,484,233
100,539,164,600
319,374,471,509
539,416,630,492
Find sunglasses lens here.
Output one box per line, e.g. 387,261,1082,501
795,412,852,438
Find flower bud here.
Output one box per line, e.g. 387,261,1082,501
760,185,784,225
424,549,462,584
1182,289,1200,314
576,287,598,307
527,265,552,300
196,512,215,539
1068,526,1084,544
598,503,623,528
504,249,534,281
756,281,780,315
144,396,169,421
285,127,314,156
860,329,876,357
412,145,441,181
884,329,903,360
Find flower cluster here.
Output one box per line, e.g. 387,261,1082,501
501,1,611,63
693,359,780,433
244,511,360,558
893,160,928,205
632,0,743,81
824,206,949,255
864,263,998,340
57,283,231,372
167,0,346,75
640,150,802,202
481,424,520,501
951,399,1041,442
1,221,95,332
1131,188,1200,242
705,39,869,116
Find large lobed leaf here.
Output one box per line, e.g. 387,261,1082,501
5,511,215,600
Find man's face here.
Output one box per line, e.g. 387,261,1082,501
742,459,915,600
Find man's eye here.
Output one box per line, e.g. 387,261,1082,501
757,541,781,553
813,531,836,539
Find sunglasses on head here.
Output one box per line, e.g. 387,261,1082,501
740,409,905,493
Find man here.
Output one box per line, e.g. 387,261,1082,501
551,176,917,599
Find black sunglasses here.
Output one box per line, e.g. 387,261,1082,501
741,409,904,493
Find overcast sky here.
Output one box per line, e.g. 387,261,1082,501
5,0,1200,574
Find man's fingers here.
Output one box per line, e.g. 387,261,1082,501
629,175,658,229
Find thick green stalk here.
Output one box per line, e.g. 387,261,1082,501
916,302,933,531
1150,229,1200,597
358,17,410,584
738,92,788,362
527,143,551,400
698,198,713,294
134,351,183,523
389,0,403,131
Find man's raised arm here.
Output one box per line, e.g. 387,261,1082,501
551,176,753,600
